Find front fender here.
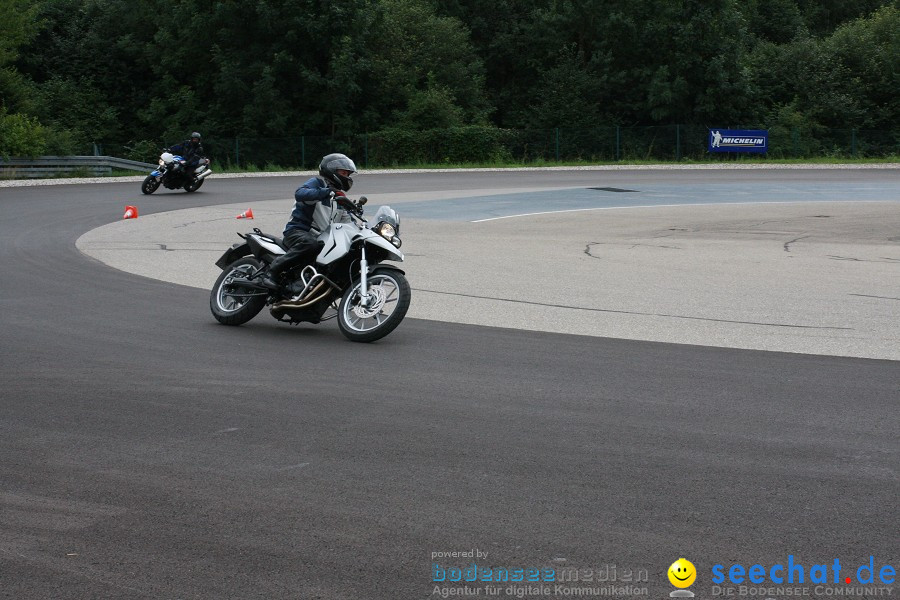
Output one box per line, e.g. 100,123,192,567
362,231,404,262
369,264,406,276
215,242,251,270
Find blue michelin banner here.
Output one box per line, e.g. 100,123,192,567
709,129,768,153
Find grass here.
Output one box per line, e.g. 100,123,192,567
207,155,900,173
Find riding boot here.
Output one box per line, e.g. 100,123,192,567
262,233,320,290
261,260,284,290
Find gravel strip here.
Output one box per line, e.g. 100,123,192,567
2,162,897,188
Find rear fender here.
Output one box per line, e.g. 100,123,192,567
215,243,251,270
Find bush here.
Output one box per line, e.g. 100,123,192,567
0,106,46,158
766,105,827,158
41,128,81,156
123,139,164,163
367,125,519,165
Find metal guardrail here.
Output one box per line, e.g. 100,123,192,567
0,156,154,178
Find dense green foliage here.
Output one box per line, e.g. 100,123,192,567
1,0,897,161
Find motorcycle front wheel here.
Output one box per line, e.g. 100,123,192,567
141,176,160,194
210,257,267,325
337,269,411,343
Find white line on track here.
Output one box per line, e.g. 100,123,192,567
469,199,897,222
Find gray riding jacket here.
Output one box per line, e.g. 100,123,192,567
284,176,351,235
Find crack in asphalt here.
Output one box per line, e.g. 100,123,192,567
828,255,900,263
783,235,810,252
150,244,220,252
849,294,900,301
584,241,681,259
413,288,853,330
173,217,240,228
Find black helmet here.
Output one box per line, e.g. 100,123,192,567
319,153,357,191
190,132,201,143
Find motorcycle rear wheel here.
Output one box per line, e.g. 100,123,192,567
184,178,204,193
141,176,160,194
337,269,411,342
210,257,267,325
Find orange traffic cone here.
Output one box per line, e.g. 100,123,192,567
123,205,138,219
236,208,254,219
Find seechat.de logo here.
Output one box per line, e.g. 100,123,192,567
711,556,896,586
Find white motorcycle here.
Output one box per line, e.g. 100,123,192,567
141,151,212,194
210,196,411,343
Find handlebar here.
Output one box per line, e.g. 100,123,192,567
331,193,365,219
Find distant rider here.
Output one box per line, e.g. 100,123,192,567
168,132,206,172
261,153,359,290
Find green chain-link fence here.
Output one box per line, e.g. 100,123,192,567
87,125,899,169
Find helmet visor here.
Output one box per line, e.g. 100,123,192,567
324,155,357,175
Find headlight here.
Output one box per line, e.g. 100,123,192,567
158,159,165,166
378,223,395,240
391,236,402,248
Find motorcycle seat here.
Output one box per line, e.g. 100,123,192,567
260,233,289,251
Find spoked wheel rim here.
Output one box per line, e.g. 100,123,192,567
341,274,402,333
216,264,256,313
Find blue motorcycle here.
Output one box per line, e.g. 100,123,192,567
141,151,212,194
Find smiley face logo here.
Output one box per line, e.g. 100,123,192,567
668,558,697,588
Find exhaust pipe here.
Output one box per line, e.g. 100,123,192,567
196,168,213,180
275,281,330,309
271,275,341,310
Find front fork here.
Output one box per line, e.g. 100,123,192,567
358,245,371,307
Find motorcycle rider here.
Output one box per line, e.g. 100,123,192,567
167,132,206,173
261,153,359,290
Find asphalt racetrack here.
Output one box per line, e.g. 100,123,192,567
1,167,898,599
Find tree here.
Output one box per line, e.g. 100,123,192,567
7,0,896,161
739,0,807,44
0,0,41,112
15,0,157,144
366,0,491,128
30,76,121,147
746,4,898,134
514,44,610,129
795,0,887,37
822,5,899,129
747,37,860,128
0,0,40,70
395,79,465,130
435,0,550,127
179,0,377,137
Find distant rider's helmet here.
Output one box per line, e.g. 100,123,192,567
319,153,357,191
190,132,201,145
